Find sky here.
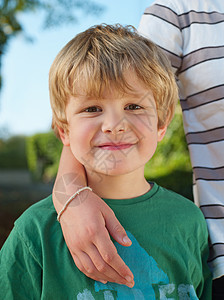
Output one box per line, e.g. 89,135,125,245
0,0,154,138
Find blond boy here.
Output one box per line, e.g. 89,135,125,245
0,24,211,299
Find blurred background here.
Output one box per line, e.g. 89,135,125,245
0,0,192,248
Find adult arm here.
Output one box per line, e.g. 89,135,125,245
52,145,134,286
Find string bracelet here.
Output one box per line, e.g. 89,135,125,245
57,186,92,222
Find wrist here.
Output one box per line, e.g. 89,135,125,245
57,186,92,222
52,171,87,212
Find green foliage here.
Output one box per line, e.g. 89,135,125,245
26,131,62,181
0,135,28,169
0,0,104,90
145,105,193,199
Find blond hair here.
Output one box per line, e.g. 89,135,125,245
49,24,178,137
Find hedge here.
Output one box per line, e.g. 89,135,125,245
26,131,62,181
145,105,193,199
0,136,28,169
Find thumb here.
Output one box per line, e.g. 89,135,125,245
103,209,132,247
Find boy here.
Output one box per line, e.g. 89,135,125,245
0,24,212,299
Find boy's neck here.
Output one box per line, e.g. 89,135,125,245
86,167,151,199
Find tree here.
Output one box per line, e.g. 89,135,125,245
0,0,104,90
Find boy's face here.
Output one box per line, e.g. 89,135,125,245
58,72,167,177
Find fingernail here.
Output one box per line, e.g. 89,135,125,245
125,275,133,283
126,281,134,288
100,280,107,284
123,236,131,244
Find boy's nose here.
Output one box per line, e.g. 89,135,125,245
101,112,126,135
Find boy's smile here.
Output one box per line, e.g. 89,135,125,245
58,72,167,195
97,142,135,151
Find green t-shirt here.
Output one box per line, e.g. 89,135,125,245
0,183,212,299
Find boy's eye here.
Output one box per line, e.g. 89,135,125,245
84,106,102,113
125,104,142,110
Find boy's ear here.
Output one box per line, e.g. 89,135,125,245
157,125,167,142
57,126,70,146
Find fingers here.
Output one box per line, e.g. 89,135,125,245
103,209,132,247
72,253,108,284
81,214,134,285
63,220,134,287
71,248,134,288
94,228,134,285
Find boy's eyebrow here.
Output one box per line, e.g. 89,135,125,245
71,90,155,102
70,94,97,102
123,91,156,106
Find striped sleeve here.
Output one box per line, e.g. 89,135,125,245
138,0,224,279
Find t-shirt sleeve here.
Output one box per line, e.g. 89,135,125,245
0,226,42,299
194,212,212,299
199,240,213,299
138,1,183,75
200,227,212,300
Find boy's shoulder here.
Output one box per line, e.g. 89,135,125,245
156,183,194,204
155,183,205,220
153,184,209,240
15,195,55,226
2,195,58,266
14,195,58,245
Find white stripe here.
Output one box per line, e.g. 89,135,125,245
206,219,224,244
182,22,224,54
189,141,224,168
179,60,224,97
194,181,224,206
209,256,224,279
182,99,224,133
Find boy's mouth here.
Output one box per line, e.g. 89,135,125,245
97,143,135,151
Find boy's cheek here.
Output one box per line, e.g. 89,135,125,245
130,113,157,133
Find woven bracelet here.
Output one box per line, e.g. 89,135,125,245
57,186,92,222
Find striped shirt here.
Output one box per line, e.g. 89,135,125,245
138,0,224,279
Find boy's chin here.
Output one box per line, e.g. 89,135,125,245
87,165,140,178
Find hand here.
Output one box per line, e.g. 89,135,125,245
59,190,134,287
